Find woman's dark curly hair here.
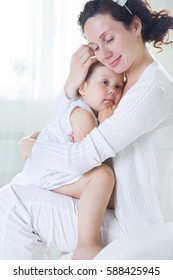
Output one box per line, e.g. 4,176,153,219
78,0,173,50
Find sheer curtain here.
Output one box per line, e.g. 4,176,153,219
0,0,86,187
0,0,172,187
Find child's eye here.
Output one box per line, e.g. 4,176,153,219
102,80,109,85
115,84,124,91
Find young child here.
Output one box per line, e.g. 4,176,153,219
19,61,125,259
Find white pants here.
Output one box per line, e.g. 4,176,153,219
0,183,120,260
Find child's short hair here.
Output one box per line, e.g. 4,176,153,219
85,61,104,81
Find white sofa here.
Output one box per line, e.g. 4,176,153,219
58,222,173,260
95,222,173,260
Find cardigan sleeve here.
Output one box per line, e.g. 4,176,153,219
31,82,167,174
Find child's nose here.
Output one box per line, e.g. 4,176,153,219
108,88,116,96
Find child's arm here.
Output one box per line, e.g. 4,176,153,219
98,104,118,124
18,131,40,160
70,104,118,142
70,107,96,142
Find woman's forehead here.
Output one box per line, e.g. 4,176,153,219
84,14,112,37
84,14,122,42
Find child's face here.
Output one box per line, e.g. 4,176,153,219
79,65,124,114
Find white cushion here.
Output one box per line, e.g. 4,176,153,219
95,222,173,260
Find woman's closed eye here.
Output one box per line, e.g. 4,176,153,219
103,33,114,45
88,43,99,52
94,47,99,52
94,38,114,52
104,37,114,45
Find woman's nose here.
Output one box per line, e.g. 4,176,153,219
99,46,112,61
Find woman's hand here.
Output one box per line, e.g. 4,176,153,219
98,105,117,124
18,131,40,160
64,45,97,99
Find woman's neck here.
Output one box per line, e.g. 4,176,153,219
124,48,153,94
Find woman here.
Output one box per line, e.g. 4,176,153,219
0,0,173,259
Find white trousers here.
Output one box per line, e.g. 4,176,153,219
0,183,120,260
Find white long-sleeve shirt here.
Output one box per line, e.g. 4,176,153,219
32,59,173,233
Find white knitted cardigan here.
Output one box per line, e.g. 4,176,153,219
32,59,173,233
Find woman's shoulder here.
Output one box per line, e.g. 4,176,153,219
143,59,173,88
119,60,173,117
132,59,173,99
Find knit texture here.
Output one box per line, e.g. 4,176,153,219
32,60,173,232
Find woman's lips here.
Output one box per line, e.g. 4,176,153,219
109,56,121,68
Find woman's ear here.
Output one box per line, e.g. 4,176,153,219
78,82,87,96
131,16,142,36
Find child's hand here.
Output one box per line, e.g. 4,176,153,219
64,45,97,99
98,104,117,124
18,131,40,160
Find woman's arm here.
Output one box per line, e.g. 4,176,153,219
18,131,40,160
64,45,97,100
31,83,167,174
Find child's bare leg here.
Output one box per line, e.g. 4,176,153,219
73,164,114,259
53,164,115,260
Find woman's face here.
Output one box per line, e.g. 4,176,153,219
84,13,142,74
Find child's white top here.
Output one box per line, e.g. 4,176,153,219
32,59,173,233
21,98,98,190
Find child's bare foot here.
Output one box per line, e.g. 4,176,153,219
72,244,102,260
